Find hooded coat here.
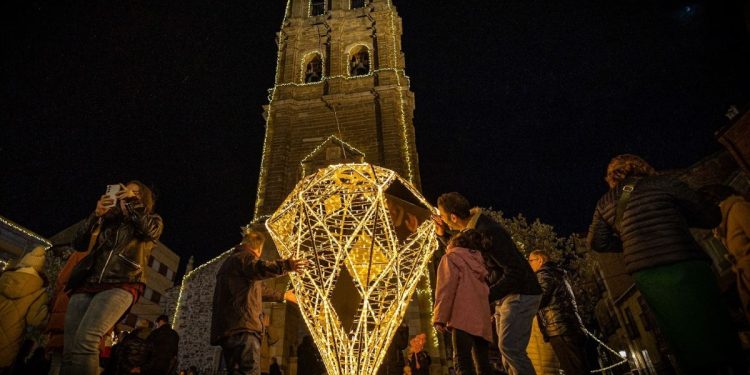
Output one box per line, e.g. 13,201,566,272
433,246,493,343
0,268,49,367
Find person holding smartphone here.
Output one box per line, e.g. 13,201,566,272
61,180,163,375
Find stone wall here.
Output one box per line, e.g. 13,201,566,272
172,249,233,374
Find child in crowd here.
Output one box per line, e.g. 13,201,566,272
433,229,492,375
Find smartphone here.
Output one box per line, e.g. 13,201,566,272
104,184,122,208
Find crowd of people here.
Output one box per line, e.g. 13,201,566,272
1,153,749,375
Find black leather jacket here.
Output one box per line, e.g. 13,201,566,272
588,175,720,274
535,262,582,340
72,197,163,285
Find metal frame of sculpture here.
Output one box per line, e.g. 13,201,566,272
266,163,438,375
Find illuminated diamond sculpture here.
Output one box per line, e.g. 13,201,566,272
266,163,438,375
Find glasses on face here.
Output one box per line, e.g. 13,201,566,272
528,257,540,263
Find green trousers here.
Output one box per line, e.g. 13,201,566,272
633,260,742,373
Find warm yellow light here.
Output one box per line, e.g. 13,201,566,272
266,163,438,375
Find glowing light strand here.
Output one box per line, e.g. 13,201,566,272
0,215,52,249
266,163,438,375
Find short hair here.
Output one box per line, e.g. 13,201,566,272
156,315,169,324
529,249,549,262
448,229,490,252
605,154,656,188
242,228,266,249
437,192,472,219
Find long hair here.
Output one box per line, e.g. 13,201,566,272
605,154,656,188
126,180,155,213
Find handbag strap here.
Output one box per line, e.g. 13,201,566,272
615,178,640,233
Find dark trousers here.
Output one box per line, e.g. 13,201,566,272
549,333,588,375
221,332,261,375
452,329,492,375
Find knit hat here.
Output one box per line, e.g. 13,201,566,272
18,246,46,272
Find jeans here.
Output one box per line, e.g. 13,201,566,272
549,333,588,375
61,288,133,375
48,351,62,375
221,332,261,375
452,329,491,375
494,294,541,375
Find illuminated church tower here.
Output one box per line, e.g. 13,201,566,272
254,0,442,373
170,1,441,373
253,0,420,221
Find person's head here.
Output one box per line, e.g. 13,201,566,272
699,184,739,205
156,314,169,328
437,192,472,230
125,180,156,213
528,250,549,272
240,227,266,256
271,357,277,364
447,229,489,252
605,154,656,189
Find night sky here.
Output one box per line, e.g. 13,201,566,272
3,0,749,269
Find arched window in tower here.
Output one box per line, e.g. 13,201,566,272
310,0,325,16
351,0,365,9
349,46,370,77
303,53,323,83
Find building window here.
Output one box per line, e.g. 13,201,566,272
310,0,325,16
152,259,161,271
159,263,168,276
303,53,323,83
166,268,174,281
349,46,370,76
351,0,365,9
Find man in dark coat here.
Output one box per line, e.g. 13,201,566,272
528,250,588,375
211,227,307,375
434,192,541,375
142,315,179,375
588,154,743,374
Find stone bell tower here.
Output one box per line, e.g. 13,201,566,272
252,0,444,373
253,0,421,222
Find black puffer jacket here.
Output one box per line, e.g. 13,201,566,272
535,262,582,340
73,198,163,285
210,246,290,345
588,175,720,274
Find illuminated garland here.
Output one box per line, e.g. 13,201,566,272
300,135,365,167
266,163,438,375
0,215,52,249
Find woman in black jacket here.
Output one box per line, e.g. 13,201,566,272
588,154,742,374
62,181,163,375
